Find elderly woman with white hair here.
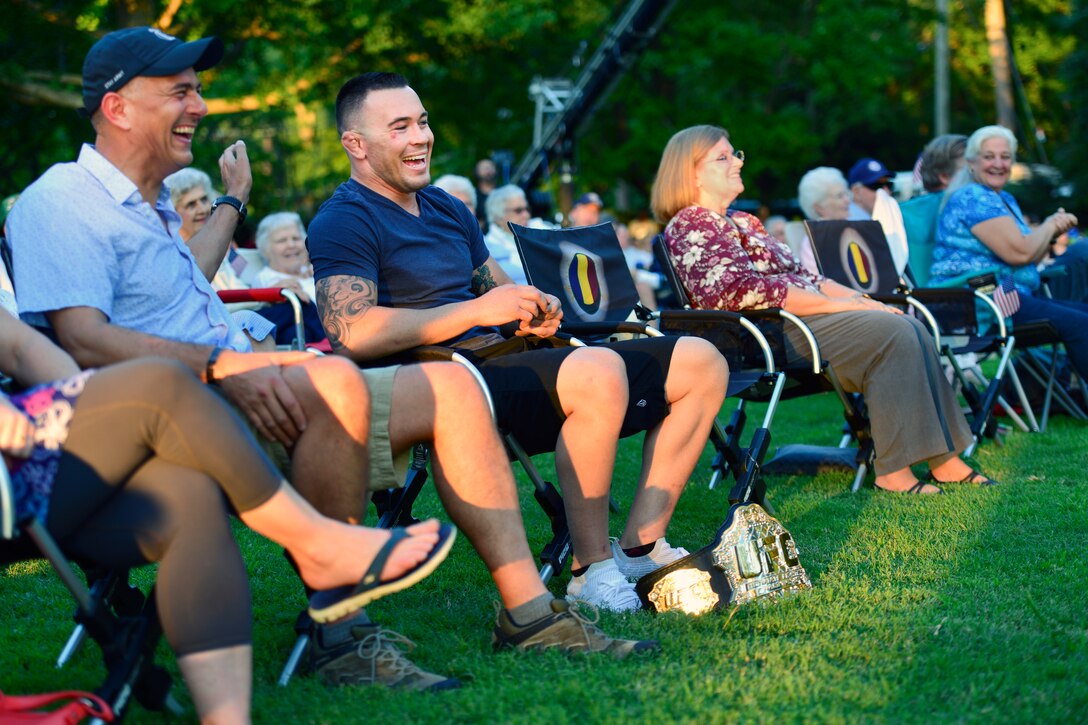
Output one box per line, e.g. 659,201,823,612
164,168,273,341
164,167,215,242
792,166,853,273
255,212,314,301
482,184,530,284
433,174,478,217
932,124,1085,379
253,212,327,345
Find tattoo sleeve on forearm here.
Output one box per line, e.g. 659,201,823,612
471,263,498,296
315,275,377,354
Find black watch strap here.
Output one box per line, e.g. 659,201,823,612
211,195,248,225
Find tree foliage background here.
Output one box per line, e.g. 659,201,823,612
1,0,1082,222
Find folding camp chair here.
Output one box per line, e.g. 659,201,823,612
1,461,178,721
900,207,1086,430
805,218,1031,452
509,220,793,506
649,232,876,492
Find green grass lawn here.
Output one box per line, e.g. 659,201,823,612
4,392,1087,723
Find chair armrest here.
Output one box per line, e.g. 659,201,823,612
560,321,656,338
217,287,290,305
217,288,307,351
925,267,1002,290
657,309,778,374
1039,265,1068,282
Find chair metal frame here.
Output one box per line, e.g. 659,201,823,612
2,462,178,722
508,221,840,503
650,232,876,492
805,219,1027,455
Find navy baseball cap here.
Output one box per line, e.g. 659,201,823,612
573,192,603,208
81,27,224,117
847,158,892,187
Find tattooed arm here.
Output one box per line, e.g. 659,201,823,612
317,266,560,360
470,258,512,296
472,258,564,338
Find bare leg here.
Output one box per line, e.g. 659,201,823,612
928,455,992,482
237,484,442,591
281,356,372,523
551,348,628,570
177,646,252,725
620,337,728,548
387,362,548,610
875,467,941,493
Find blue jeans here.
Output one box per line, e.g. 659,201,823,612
1014,294,1088,380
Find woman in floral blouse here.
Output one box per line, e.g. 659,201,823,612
932,124,1085,380
651,124,998,494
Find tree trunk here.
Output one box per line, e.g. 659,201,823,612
985,0,1017,131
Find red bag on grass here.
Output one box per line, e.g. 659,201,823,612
0,690,113,724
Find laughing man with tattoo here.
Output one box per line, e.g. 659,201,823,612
309,72,730,616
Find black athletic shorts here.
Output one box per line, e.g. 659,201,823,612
455,336,677,456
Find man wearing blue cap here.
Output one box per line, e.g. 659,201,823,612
8,26,643,695
568,191,603,227
846,157,893,220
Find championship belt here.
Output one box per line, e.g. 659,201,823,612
635,503,812,615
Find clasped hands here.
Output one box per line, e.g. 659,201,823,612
213,349,316,446
478,284,563,337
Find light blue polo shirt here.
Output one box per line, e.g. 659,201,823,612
9,144,252,351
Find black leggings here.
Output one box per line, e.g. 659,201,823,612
44,359,285,656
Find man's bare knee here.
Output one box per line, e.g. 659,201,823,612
283,356,370,441
389,362,492,448
556,347,628,413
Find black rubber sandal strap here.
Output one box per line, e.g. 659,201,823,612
357,528,409,591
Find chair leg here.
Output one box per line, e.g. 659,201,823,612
710,407,747,490
850,461,869,493
505,434,571,585
281,445,430,687
1004,360,1041,432
278,612,314,687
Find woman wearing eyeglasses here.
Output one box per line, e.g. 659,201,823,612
481,183,532,285
932,125,1086,381
652,124,998,494
790,166,854,273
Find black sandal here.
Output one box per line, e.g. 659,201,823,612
924,468,999,486
307,523,457,623
875,480,944,495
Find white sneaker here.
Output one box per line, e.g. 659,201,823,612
566,559,641,612
611,538,690,579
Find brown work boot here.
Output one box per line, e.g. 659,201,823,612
492,599,658,659
307,625,460,691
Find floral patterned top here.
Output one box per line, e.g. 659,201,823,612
931,182,1038,294
664,206,824,311
3,370,94,526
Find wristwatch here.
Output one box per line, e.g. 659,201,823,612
211,195,248,225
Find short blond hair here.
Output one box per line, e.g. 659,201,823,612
650,125,729,224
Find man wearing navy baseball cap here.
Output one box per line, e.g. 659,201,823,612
80,26,224,117
846,157,893,220
567,191,603,227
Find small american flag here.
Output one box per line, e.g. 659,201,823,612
228,247,248,277
911,154,923,190
993,275,1021,318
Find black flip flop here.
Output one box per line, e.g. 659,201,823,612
924,468,999,486
308,523,457,623
875,480,944,494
